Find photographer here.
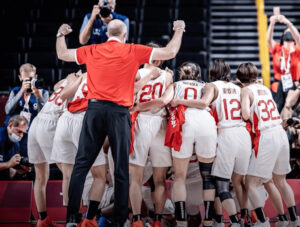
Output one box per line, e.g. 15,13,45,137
79,0,129,45
0,115,30,180
4,63,49,157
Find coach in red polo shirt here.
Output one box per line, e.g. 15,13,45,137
56,19,185,226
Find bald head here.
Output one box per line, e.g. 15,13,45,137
107,19,127,40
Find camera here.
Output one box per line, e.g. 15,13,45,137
25,78,41,93
20,156,32,167
287,117,300,126
99,0,111,18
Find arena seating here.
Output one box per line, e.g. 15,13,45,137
0,0,209,95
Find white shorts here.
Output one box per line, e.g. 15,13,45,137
129,114,172,167
28,114,58,164
212,127,252,179
172,109,217,159
51,111,105,166
247,126,291,181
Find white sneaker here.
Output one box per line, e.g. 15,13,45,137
288,216,300,227
230,223,241,227
213,222,225,227
275,220,289,227
66,223,77,227
253,218,270,227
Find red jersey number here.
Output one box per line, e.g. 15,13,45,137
139,82,163,103
222,98,241,120
184,87,197,100
48,86,65,106
258,99,280,121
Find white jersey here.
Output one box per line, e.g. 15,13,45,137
211,81,245,129
39,79,68,118
136,68,167,116
70,77,88,102
247,83,281,132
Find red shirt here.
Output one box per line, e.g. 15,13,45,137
76,38,153,107
269,42,300,81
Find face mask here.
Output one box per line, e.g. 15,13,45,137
8,133,22,143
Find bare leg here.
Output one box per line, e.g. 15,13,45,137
232,173,248,210
272,174,296,208
264,180,285,215
34,163,49,213
61,163,74,205
129,164,144,215
152,167,168,214
89,164,107,201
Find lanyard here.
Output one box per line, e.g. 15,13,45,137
280,46,294,74
23,93,31,110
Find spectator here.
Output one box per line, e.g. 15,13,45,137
267,14,300,112
79,0,129,45
4,63,49,157
0,115,28,180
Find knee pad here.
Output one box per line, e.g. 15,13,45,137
215,177,232,202
199,162,215,190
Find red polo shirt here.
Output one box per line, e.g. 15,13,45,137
75,38,154,107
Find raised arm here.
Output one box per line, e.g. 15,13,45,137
267,15,277,50
278,15,300,48
240,87,253,121
56,24,77,62
60,73,84,100
151,20,185,61
79,6,99,45
171,83,216,109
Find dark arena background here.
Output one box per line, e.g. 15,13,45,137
0,0,300,226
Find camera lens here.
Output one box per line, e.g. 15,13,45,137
100,6,111,18
287,118,295,126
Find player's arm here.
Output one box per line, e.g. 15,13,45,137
60,73,84,100
56,24,77,62
171,83,216,108
134,67,161,94
281,88,300,126
132,83,174,112
240,87,253,121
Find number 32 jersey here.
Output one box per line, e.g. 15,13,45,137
247,83,281,132
211,81,245,129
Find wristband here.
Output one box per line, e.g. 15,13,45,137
56,32,65,38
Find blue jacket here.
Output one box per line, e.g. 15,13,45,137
80,12,129,45
0,126,20,179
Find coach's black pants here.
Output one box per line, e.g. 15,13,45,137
67,100,131,225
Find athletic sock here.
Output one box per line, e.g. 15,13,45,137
288,206,298,221
87,200,100,220
215,214,223,223
153,214,162,222
204,201,215,221
278,214,288,221
132,214,141,222
39,211,47,220
255,207,266,223
175,201,187,221
229,214,239,223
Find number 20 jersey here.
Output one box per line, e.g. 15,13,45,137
136,68,167,116
211,81,245,129
247,83,281,132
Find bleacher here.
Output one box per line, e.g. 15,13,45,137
0,0,209,93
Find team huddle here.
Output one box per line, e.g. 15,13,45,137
27,52,300,227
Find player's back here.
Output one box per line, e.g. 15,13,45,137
136,67,167,116
212,80,245,129
67,76,88,113
247,83,281,132
39,79,68,117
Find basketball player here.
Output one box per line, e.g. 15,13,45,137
168,62,217,227
128,42,173,227
190,59,252,226
28,72,79,227
238,62,300,227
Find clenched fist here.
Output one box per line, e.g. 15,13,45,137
173,20,186,32
57,24,73,36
